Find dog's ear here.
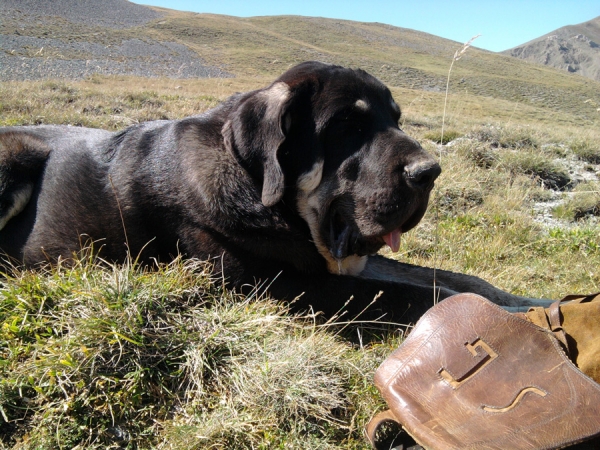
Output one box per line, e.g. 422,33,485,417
0,132,51,230
223,82,293,207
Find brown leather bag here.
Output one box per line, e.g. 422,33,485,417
366,293,600,450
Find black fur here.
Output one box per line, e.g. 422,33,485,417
0,62,546,323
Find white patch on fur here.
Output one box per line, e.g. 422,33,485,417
297,180,368,277
355,99,368,110
328,254,368,276
0,183,33,230
297,160,324,192
263,82,290,120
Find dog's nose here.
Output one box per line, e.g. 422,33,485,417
404,160,441,191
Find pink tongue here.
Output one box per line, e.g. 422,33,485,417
383,229,402,253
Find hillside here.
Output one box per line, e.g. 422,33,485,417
503,16,600,82
1,1,599,125
0,0,230,79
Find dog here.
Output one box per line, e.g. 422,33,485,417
0,61,547,322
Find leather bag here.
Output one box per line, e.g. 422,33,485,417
366,293,600,450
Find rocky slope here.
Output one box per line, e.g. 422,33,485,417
503,16,600,82
0,0,231,80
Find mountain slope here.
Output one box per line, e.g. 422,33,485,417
149,11,600,121
1,1,599,123
0,0,231,79
1,0,163,29
503,16,600,82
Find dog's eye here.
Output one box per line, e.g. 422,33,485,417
327,111,369,138
339,113,364,128
341,119,363,134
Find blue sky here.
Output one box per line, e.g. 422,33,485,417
135,1,599,52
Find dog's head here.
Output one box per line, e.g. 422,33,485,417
223,61,441,275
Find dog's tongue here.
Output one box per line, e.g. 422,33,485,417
383,230,402,252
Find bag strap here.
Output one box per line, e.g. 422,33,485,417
547,292,600,351
547,300,569,350
365,409,398,448
521,291,600,367
557,292,600,303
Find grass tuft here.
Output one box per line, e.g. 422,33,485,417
0,257,395,449
570,139,600,164
499,151,571,190
471,125,540,150
423,129,462,145
553,182,600,221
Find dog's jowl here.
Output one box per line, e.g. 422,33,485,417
0,61,543,322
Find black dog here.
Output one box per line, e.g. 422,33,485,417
0,61,544,322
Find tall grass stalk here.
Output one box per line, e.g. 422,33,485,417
434,35,480,303
441,35,480,147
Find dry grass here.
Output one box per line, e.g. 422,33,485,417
0,76,263,129
4,7,600,124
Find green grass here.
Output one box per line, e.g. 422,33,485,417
0,257,397,449
570,138,600,164
423,129,462,145
553,182,600,221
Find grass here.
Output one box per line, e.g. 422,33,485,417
0,256,396,449
553,182,600,221
392,121,600,299
0,77,242,129
1,34,600,448
570,139,600,164
499,150,571,190
423,129,462,145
